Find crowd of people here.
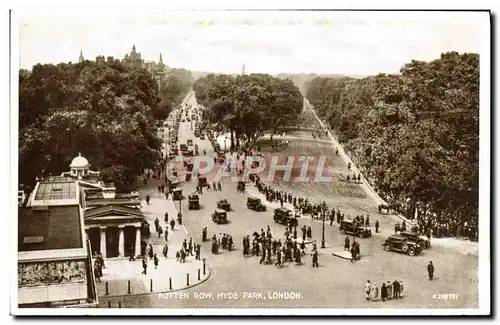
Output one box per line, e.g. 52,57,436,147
240,225,321,268
364,279,404,302
210,233,234,254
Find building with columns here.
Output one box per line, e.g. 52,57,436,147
58,153,144,259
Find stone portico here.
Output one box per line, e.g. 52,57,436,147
84,205,144,258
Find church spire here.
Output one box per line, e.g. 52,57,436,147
79,50,84,63
159,53,163,63
242,63,246,75
132,44,136,52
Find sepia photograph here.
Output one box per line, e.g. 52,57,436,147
10,7,491,316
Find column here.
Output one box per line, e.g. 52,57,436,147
100,227,107,258
135,227,141,257
118,226,125,257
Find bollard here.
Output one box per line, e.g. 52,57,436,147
169,277,172,290
108,301,111,308
150,279,153,292
119,302,122,308
203,262,206,275
128,280,131,294
105,282,109,295
198,269,201,281
187,273,190,286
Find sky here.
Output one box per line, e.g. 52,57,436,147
15,10,488,75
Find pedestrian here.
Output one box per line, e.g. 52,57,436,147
393,279,400,298
217,181,222,191
386,281,393,300
94,265,101,282
307,226,312,239
145,193,150,205
370,282,379,301
164,227,169,241
141,257,147,275
427,261,435,280
375,220,380,233
170,219,175,231
148,244,154,260
381,283,387,302
365,216,370,227
364,280,371,300
259,247,266,264
154,253,159,269
275,249,282,267
163,244,168,258
213,181,217,191
164,212,169,223
312,250,319,267
344,236,350,251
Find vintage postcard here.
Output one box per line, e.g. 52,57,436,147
10,8,491,316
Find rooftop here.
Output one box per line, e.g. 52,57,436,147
18,205,83,252
34,180,77,201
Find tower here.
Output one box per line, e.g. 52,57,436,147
79,50,84,63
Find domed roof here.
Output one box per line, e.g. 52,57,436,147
70,153,89,168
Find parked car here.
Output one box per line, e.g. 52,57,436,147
216,199,231,211
246,197,266,212
400,231,431,249
339,220,372,238
211,209,228,224
273,207,297,227
382,234,422,256
188,194,200,210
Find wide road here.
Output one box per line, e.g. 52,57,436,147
105,91,478,309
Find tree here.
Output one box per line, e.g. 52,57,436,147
19,60,163,191
304,52,479,222
193,73,304,150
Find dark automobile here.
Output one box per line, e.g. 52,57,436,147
216,199,231,211
400,231,431,249
172,188,183,201
247,197,267,212
198,176,208,188
237,180,245,193
339,220,372,238
180,144,188,151
188,194,200,210
273,207,297,227
211,209,228,224
200,134,205,140
382,234,422,256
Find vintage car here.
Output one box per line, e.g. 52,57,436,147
187,139,193,147
273,207,297,227
216,199,231,211
382,234,422,256
172,188,183,201
237,180,246,193
339,220,372,238
246,197,266,212
211,209,228,224
198,176,208,188
188,194,200,210
400,231,431,249
200,134,206,140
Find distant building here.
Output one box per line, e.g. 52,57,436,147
79,50,84,63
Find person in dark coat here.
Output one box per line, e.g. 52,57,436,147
393,279,400,298
312,250,319,267
344,236,350,251
301,226,307,241
381,283,387,301
164,212,169,223
163,244,168,258
307,226,312,239
375,220,380,233
427,261,435,280
153,253,159,269
141,257,147,275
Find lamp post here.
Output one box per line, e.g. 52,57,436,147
321,211,326,248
